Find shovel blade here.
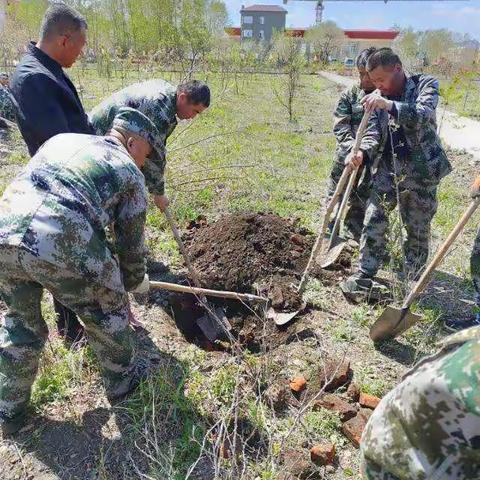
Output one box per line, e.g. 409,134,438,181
267,300,306,326
267,307,300,326
369,306,423,342
197,307,231,343
320,241,348,269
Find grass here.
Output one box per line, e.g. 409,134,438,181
439,75,480,120
121,364,206,480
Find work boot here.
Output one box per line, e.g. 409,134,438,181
340,272,390,303
106,358,151,402
0,411,26,436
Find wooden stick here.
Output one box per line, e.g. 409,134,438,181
402,197,480,309
150,280,268,303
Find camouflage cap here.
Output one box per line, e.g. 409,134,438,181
112,107,164,162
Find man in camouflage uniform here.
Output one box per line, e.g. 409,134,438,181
361,325,480,479
0,73,17,125
89,78,211,212
0,107,160,435
341,48,452,299
327,47,382,241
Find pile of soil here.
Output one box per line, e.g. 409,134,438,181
183,212,313,309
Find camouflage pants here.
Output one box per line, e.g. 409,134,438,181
471,228,480,299
327,161,372,242
359,167,438,277
0,244,134,420
361,331,480,479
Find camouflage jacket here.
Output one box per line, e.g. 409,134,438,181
0,85,17,123
333,84,383,166
380,73,452,186
89,79,178,196
361,326,480,479
0,134,148,292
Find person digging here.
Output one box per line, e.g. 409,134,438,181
0,107,159,435
326,47,383,243
340,48,452,302
89,78,211,214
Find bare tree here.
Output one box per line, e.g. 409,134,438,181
271,33,305,122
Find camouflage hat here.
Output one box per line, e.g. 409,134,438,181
112,107,164,162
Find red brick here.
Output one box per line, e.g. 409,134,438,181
290,376,307,393
359,392,381,409
342,413,368,448
313,394,357,421
310,443,336,465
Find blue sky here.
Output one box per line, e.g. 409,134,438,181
224,0,480,38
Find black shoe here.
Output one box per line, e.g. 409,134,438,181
340,272,390,303
106,358,151,402
444,315,480,333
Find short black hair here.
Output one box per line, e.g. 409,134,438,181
356,47,377,69
39,3,87,41
366,48,402,72
177,80,211,108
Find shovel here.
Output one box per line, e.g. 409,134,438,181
370,197,480,342
297,110,372,293
164,207,231,342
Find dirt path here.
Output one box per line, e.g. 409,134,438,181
319,71,480,161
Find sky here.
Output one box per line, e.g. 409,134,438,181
223,0,480,38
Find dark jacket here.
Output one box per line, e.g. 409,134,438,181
10,42,93,156
377,73,452,187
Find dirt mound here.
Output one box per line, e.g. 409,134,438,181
184,213,313,297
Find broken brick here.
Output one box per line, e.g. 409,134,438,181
290,376,307,393
310,442,336,466
313,394,357,421
320,358,352,392
346,382,360,402
342,413,369,448
359,392,381,410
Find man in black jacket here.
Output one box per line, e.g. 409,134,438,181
10,3,94,341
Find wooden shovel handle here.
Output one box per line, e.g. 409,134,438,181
163,207,203,288
297,110,373,293
328,167,358,250
402,197,480,309
327,109,373,249
297,167,351,293
149,280,268,303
